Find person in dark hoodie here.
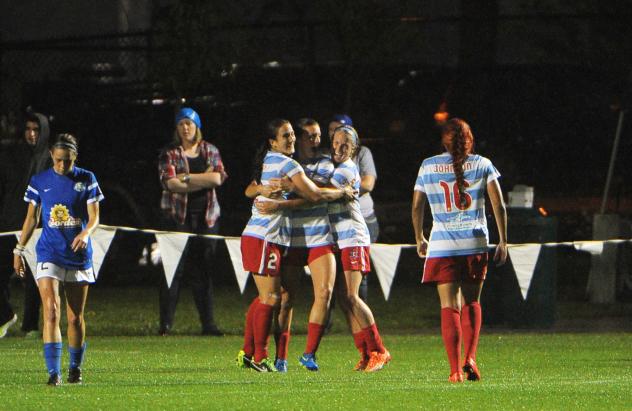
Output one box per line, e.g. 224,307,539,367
0,111,51,338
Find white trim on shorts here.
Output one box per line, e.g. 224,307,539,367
35,262,95,284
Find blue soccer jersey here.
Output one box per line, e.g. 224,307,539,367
414,153,500,258
242,151,304,246
24,167,104,269
327,158,371,249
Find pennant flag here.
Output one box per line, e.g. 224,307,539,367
91,226,116,278
155,232,190,288
508,244,541,300
15,229,42,275
370,244,402,301
224,237,250,294
573,242,604,256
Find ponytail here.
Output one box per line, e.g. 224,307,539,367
442,118,474,207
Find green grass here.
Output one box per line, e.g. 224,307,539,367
1,285,631,410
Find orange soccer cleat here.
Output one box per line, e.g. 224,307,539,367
353,356,369,371
364,350,392,373
448,372,464,383
462,358,481,381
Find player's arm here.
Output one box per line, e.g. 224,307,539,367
245,180,283,199
487,178,508,266
359,175,376,195
411,190,428,258
13,203,41,277
255,198,309,214
290,172,354,203
71,201,100,253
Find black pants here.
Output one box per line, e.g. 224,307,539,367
0,269,14,323
159,212,219,332
21,268,41,332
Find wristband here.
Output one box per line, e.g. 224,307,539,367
181,174,191,183
13,247,25,257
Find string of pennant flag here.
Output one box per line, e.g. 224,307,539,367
2,225,630,301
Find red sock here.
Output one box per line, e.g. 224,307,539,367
353,331,368,359
275,330,290,361
242,297,259,356
253,303,274,362
304,323,325,354
461,302,482,361
363,324,386,354
441,307,462,374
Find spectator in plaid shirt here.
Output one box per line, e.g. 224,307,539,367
157,107,228,336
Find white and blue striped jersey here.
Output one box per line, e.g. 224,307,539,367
242,151,303,246
414,153,500,258
328,158,371,249
289,155,335,248
23,167,104,270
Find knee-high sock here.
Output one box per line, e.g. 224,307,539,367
353,331,368,359
461,302,482,361
441,307,462,374
242,297,259,356
43,342,62,377
363,324,386,354
253,303,274,362
275,330,290,361
68,343,86,369
304,323,325,354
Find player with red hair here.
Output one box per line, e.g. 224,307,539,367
411,118,507,382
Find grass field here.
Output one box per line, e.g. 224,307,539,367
1,285,631,410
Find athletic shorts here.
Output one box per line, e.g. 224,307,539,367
422,253,488,284
35,262,95,284
338,246,371,274
241,236,284,277
284,245,334,267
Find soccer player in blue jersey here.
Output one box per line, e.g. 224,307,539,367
411,118,507,383
236,119,352,372
327,125,391,372
13,133,104,386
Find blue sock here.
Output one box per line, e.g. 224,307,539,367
43,342,62,377
68,343,86,369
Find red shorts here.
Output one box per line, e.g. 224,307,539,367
284,245,334,267
422,253,488,284
241,236,284,277
338,246,371,274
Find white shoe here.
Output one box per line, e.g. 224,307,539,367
0,314,18,338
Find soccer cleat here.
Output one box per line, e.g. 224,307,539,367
364,350,392,372
236,350,253,369
353,357,369,371
448,372,464,383
462,358,481,381
0,314,17,339
251,358,278,373
47,373,62,386
67,367,82,384
274,359,288,372
299,353,319,371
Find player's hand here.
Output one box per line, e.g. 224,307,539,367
255,199,280,214
259,182,283,199
71,232,89,252
342,184,357,201
13,255,26,278
272,177,294,193
416,238,428,258
494,241,508,266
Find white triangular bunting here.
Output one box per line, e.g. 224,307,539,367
224,237,250,294
508,244,541,300
90,226,116,278
155,232,190,288
370,244,402,301
15,229,42,274
573,241,604,256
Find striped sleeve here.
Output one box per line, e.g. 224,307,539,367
484,158,501,182
414,163,425,192
87,172,105,204
330,166,354,188
23,177,40,206
281,159,304,178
